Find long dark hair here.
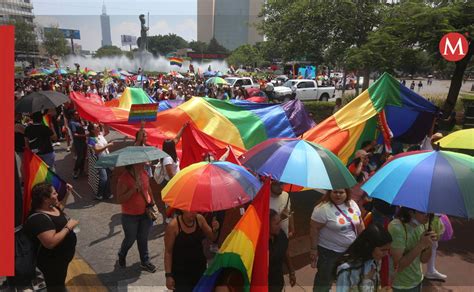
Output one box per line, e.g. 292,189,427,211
30,182,53,214
397,207,415,224
162,139,177,162
334,223,392,289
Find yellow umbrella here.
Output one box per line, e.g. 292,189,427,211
438,128,474,149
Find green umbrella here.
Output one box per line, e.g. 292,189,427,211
206,77,228,85
96,146,169,168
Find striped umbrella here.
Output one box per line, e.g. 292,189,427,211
240,138,357,189
205,77,228,85
362,150,474,218
162,161,261,212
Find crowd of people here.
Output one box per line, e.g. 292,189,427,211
12,67,455,292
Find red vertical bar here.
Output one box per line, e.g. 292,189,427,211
0,25,15,276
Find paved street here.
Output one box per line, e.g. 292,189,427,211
56,130,474,291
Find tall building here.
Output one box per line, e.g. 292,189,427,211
100,2,112,47
197,0,264,51
0,0,34,24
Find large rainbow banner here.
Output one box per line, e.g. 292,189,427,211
71,93,315,150
303,73,438,164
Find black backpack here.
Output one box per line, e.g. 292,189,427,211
13,213,51,283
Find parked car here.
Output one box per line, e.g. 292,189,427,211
273,79,335,102
224,77,259,90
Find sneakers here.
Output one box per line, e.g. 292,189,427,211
66,147,71,152
118,255,126,268
140,262,157,273
53,142,61,146
72,172,78,179
425,270,447,280
95,195,104,200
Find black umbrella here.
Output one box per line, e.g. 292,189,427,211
15,91,69,113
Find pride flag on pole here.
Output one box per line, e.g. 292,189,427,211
22,149,68,222
194,178,270,291
169,57,183,67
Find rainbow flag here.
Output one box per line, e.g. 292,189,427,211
303,72,438,164
22,149,68,222
71,95,315,150
194,178,270,291
42,114,51,128
169,57,183,67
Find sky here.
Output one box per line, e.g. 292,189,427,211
32,0,198,51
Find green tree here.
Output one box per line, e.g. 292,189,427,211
8,17,38,56
147,34,189,56
94,45,124,58
227,44,263,67
255,40,283,63
42,26,69,57
207,37,229,54
372,0,474,117
260,0,386,91
188,40,208,54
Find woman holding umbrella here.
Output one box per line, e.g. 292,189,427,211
388,207,436,292
116,162,157,273
161,161,262,291
164,211,219,291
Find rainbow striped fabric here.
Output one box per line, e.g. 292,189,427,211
71,87,155,123
169,57,183,67
22,149,67,222
303,73,438,164
71,96,315,150
194,178,270,291
42,114,51,128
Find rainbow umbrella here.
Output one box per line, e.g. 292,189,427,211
205,77,228,85
438,128,474,150
240,138,357,189
109,69,121,78
362,150,474,218
161,161,261,212
28,69,45,76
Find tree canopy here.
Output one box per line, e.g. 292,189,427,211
8,17,38,55
41,26,69,57
259,0,474,115
227,44,263,67
94,45,124,58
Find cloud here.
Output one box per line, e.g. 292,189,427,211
149,20,172,35
176,18,197,39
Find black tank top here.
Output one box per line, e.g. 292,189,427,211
172,216,206,274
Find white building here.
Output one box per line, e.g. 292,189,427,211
0,0,34,23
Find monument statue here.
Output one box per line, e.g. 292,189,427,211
138,14,149,51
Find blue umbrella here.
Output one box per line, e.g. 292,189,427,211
240,138,356,189
361,150,474,218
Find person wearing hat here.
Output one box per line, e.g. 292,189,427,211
348,150,370,183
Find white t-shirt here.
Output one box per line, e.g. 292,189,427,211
311,200,361,253
88,133,109,157
162,156,180,181
270,191,291,236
